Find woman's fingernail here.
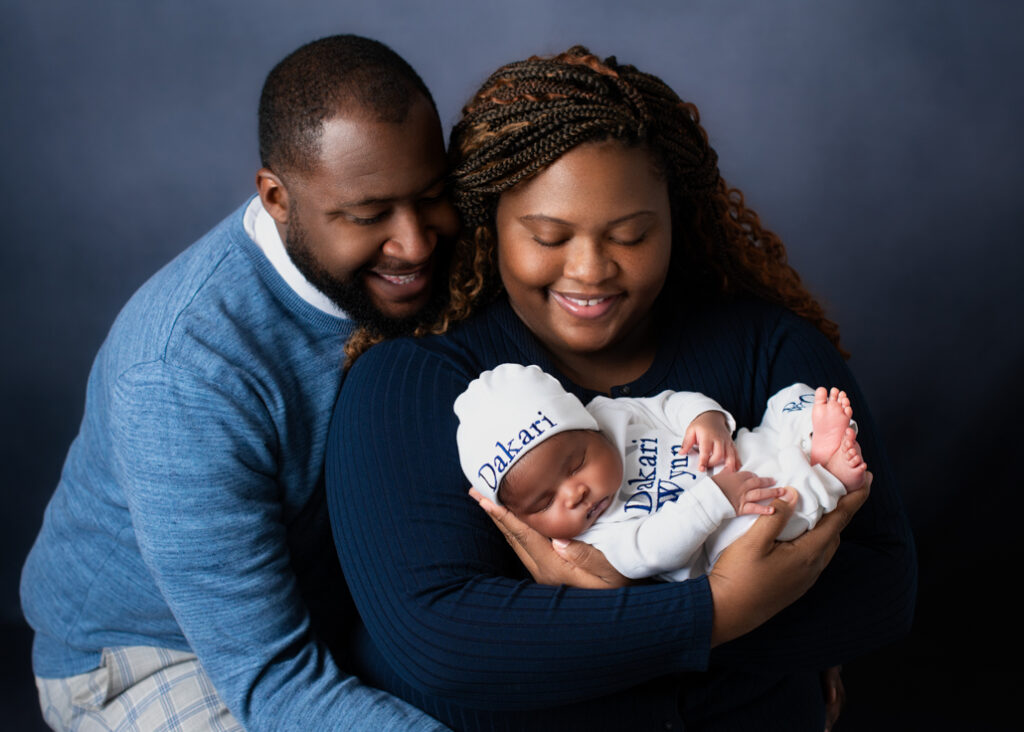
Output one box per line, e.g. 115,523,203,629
552,539,569,551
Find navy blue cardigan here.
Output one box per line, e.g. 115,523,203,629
326,296,916,731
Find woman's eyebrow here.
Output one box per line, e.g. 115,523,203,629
519,211,656,226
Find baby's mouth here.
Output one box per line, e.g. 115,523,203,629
587,496,610,520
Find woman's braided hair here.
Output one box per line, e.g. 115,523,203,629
344,46,843,363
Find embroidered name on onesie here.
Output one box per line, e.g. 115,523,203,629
476,411,558,490
622,437,699,514
781,391,816,414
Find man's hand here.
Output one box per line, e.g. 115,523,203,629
469,488,631,588
680,410,738,472
821,665,845,731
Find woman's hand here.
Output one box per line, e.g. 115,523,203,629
708,473,872,646
469,488,632,588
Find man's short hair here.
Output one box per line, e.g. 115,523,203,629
258,34,435,176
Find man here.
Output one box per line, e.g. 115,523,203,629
20,35,456,730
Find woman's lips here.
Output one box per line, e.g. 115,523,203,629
550,290,620,319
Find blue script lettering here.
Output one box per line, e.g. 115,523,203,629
782,392,816,414
475,410,558,487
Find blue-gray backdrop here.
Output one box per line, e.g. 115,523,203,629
3,1,1020,729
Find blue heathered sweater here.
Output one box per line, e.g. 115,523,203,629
326,296,917,731
20,199,448,731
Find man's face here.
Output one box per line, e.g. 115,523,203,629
278,95,458,333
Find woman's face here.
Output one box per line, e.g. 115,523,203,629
495,141,672,367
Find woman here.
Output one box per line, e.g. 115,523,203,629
326,47,915,730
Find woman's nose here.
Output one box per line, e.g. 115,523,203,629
563,239,615,284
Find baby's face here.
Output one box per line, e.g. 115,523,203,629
500,430,623,540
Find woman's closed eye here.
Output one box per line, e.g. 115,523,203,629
608,232,646,246
607,222,650,246
532,235,569,247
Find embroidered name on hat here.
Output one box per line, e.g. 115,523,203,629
476,411,558,490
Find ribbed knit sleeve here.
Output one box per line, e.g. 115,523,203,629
326,338,714,711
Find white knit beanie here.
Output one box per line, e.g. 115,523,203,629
454,363,599,503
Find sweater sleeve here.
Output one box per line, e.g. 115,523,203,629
326,341,715,711
709,309,917,672
112,360,448,731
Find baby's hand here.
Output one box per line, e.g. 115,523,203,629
680,410,738,472
710,470,782,516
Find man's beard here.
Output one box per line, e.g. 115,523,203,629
284,212,449,340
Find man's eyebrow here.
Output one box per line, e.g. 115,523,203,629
519,211,656,226
334,174,447,209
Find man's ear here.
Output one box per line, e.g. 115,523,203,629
256,168,290,225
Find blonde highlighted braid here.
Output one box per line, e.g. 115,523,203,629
345,46,843,364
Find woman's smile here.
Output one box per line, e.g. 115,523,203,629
549,290,621,319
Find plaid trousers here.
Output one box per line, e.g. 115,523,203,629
36,646,243,731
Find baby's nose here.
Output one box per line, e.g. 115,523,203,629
569,484,588,507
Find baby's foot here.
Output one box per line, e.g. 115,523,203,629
810,387,853,466
824,427,868,492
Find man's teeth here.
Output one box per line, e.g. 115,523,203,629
379,272,418,285
565,295,609,307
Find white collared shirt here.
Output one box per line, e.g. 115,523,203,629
243,196,349,319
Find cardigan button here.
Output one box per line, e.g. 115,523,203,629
620,385,632,395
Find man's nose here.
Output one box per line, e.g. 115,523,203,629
383,208,435,262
